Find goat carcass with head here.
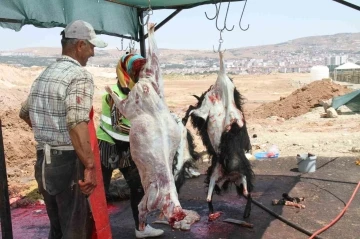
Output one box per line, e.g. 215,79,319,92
171,113,200,193
184,51,254,221
105,23,199,231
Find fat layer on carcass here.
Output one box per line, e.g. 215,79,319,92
107,23,199,230
191,52,245,153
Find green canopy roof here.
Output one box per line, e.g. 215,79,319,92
108,0,245,10
0,0,139,40
0,0,359,41
0,0,247,40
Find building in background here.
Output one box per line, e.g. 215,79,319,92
325,55,348,72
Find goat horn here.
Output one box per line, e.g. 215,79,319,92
192,95,200,101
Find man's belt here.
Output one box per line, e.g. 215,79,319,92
39,144,74,191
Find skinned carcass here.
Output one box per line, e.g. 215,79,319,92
184,51,254,221
171,113,200,192
105,23,199,231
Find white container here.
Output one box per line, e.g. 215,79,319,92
310,66,329,81
296,153,317,173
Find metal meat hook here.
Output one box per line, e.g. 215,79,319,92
205,2,219,20
213,30,226,53
139,0,153,26
205,1,234,32
215,1,234,32
239,0,250,31
116,38,129,52
128,38,137,53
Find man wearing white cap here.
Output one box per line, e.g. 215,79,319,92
19,20,107,239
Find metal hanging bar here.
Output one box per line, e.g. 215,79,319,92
0,119,14,239
332,0,360,11
144,9,182,39
239,0,250,31
138,10,146,57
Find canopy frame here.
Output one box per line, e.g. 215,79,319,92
332,0,360,11
1,2,360,238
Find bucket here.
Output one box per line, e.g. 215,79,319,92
296,153,317,173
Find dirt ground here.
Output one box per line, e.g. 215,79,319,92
1,64,360,199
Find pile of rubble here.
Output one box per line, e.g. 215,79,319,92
250,79,352,119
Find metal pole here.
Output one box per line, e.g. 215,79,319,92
332,0,360,11
144,9,182,39
0,119,13,239
138,10,146,58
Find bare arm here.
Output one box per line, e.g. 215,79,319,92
69,122,94,169
66,74,96,195
19,98,32,128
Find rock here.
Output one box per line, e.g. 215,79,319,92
322,78,333,83
320,99,332,110
351,147,360,153
7,168,15,177
326,107,338,118
278,117,285,122
312,144,319,148
336,105,352,114
320,113,327,118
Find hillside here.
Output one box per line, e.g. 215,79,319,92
0,32,360,67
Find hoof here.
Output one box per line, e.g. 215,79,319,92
243,196,252,218
243,208,251,218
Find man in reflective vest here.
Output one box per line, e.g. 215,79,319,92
96,54,164,238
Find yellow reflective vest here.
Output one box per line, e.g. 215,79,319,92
96,85,130,144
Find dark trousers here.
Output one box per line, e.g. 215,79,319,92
102,161,144,230
35,150,93,239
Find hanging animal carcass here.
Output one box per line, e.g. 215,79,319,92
105,23,200,231
184,51,254,221
171,113,200,193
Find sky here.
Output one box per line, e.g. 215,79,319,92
0,0,359,51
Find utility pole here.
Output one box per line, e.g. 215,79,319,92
0,119,13,239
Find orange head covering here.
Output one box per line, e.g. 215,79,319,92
116,53,146,93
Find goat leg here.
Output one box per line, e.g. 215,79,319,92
243,193,252,218
207,164,222,221
137,199,148,231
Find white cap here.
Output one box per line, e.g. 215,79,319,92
64,20,108,48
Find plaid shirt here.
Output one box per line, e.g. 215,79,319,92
20,56,94,147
